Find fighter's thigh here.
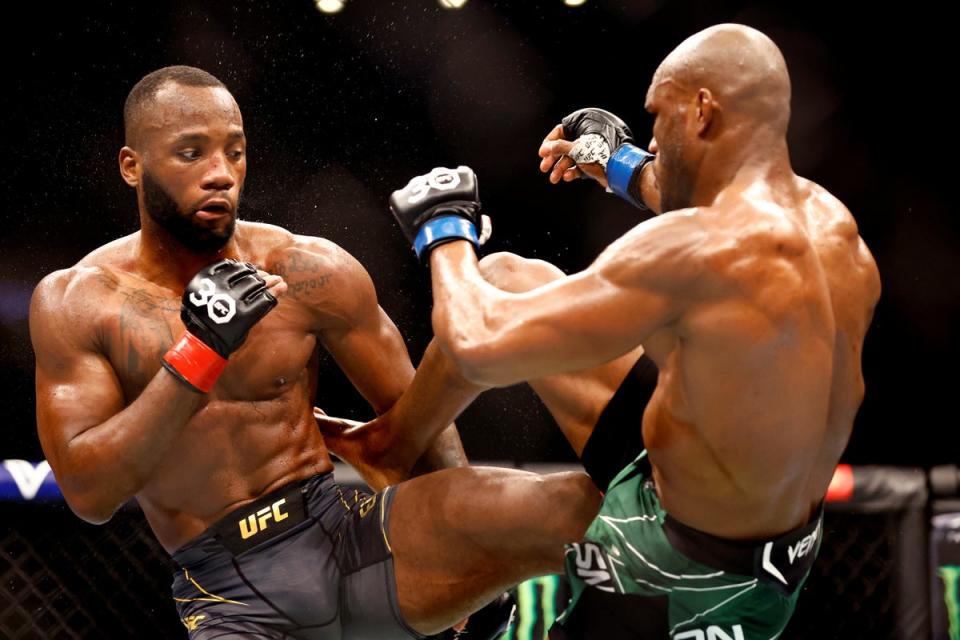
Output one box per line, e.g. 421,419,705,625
388,466,600,631
669,585,798,640
390,466,597,570
527,348,642,456
477,252,642,454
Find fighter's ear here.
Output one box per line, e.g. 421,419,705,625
695,88,716,137
119,146,140,188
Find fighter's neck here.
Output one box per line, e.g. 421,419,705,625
135,221,246,290
693,137,794,208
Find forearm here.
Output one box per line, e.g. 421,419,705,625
318,340,478,490
429,242,505,384
60,370,202,522
379,339,484,473
637,162,661,214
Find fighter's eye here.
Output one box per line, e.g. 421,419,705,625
179,149,200,161
228,149,244,161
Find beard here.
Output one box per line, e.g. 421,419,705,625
142,171,238,253
654,150,696,213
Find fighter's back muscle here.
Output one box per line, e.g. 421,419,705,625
653,201,835,458
640,180,877,536
796,180,880,490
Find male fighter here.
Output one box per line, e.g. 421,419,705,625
30,66,600,639
386,24,881,638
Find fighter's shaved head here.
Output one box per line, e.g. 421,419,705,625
124,65,228,148
648,24,791,135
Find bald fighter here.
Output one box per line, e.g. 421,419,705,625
386,24,881,638
30,66,601,639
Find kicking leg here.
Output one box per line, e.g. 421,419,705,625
388,466,600,635
477,252,643,455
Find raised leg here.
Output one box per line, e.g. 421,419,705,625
389,466,600,634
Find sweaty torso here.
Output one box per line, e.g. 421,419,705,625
74,224,342,551
637,177,879,539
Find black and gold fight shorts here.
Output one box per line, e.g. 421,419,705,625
170,472,424,639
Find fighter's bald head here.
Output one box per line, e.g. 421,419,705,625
124,66,230,148
647,24,791,135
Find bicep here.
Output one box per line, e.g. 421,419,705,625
31,303,124,473
433,216,707,386
454,268,675,385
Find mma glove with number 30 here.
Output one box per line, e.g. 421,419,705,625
162,259,277,393
389,166,491,263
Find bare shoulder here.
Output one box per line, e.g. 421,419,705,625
262,229,377,328
74,232,140,270
593,207,732,296
803,180,861,240
30,264,123,354
803,180,881,304
36,230,141,307
32,230,146,333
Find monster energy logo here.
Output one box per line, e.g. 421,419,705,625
499,576,563,640
942,565,960,640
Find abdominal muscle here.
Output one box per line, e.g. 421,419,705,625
134,392,334,552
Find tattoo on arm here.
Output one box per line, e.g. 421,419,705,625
287,274,332,296
273,252,333,300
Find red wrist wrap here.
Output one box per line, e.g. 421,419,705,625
162,331,228,393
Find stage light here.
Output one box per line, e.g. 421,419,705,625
315,0,345,14
439,0,468,8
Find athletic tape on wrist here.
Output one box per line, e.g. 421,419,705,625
162,331,228,393
414,215,479,259
607,143,654,210
568,134,611,168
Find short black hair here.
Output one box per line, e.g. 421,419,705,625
123,66,227,146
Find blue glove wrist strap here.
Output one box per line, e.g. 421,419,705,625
414,215,479,259
607,143,655,210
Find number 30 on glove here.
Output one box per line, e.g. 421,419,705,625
388,166,491,263
163,260,277,393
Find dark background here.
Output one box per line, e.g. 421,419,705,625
1,0,956,468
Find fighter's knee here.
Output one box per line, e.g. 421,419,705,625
478,252,564,293
478,252,525,286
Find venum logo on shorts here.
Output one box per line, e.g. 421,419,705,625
673,624,744,640
787,518,821,565
570,542,616,593
762,517,822,587
238,498,289,540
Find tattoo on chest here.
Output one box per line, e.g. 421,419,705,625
272,251,333,300
98,273,180,396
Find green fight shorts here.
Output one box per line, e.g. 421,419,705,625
552,452,822,640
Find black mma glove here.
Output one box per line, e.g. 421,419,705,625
561,107,655,209
162,259,277,392
389,166,487,262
